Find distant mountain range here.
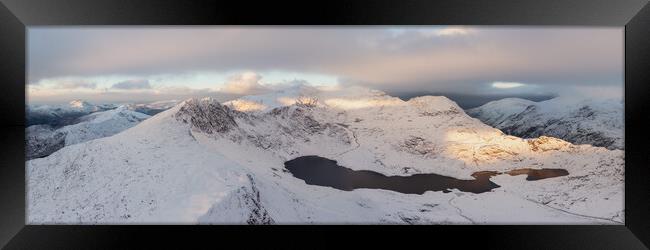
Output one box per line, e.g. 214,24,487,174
27,100,181,127
124,100,180,116
27,86,623,224
466,97,623,150
26,106,150,160
26,100,117,127
25,100,180,159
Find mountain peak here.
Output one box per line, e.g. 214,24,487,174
174,97,238,134
69,100,92,108
405,95,464,116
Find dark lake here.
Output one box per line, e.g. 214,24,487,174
284,155,569,194
505,168,569,181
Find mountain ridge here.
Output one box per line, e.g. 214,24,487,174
466,97,623,150
27,87,624,224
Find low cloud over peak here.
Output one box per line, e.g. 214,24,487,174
219,72,270,95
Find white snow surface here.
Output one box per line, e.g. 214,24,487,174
28,87,624,224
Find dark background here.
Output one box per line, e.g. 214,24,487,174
1,0,649,249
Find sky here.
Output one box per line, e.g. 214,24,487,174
27,26,623,107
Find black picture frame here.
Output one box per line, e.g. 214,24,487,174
1,0,649,248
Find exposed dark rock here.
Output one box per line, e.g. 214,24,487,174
197,174,274,225
174,98,238,134
242,174,274,225
419,107,462,117
400,136,435,157
242,106,350,150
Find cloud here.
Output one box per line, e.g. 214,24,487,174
111,79,152,89
219,72,270,95
491,81,525,89
27,27,623,99
435,27,473,36
416,27,474,37
54,81,97,89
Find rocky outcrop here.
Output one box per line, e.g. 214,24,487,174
199,174,274,225
174,98,239,134
235,105,351,151
527,136,575,152
400,136,436,157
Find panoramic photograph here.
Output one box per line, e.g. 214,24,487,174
26,26,624,224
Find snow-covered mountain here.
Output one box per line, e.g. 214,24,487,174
223,84,323,112
27,86,624,224
125,100,180,115
26,106,150,159
26,100,117,127
466,97,623,150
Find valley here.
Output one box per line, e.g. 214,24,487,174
26,86,624,224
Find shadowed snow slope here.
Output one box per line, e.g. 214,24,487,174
466,97,623,150
28,87,624,224
125,100,180,115
26,106,150,159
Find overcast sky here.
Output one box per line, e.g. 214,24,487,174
27,26,623,106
